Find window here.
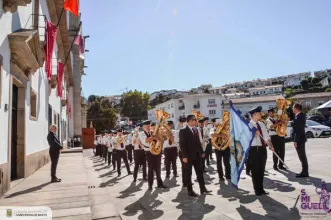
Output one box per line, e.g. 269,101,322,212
172,113,174,118
208,99,215,104
0,55,2,107
168,104,170,109
306,102,311,108
30,88,37,120
171,103,174,108
318,101,324,106
209,110,216,115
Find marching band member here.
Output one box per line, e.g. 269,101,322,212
179,114,211,197
125,131,134,164
139,120,167,191
112,129,132,177
106,131,114,167
203,117,213,164
249,106,274,196
266,108,287,171
197,118,208,172
96,134,103,157
103,133,110,164
163,120,178,178
210,118,231,181
111,130,117,170
132,128,147,182
177,116,189,187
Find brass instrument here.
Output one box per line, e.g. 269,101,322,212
150,110,174,155
115,134,127,149
275,98,291,137
192,110,204,121
212,111,230,151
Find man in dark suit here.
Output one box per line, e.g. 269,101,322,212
292,103,309,178
179,114,211,197
47,125,63,183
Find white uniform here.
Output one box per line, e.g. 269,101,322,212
102,136,108,145
132,134,143,150
126,134,133,147
112,135,126,151
107,136,113,152
249,119,271,146
97,136,102,145
139,130,151,152
163,130,177,149
266,117,277,136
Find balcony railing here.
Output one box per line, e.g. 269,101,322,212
193,104,200,109
179,106,185,110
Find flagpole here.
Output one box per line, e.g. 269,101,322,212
56,8,65,27
63,21,82,66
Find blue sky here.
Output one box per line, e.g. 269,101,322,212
80,0,331,97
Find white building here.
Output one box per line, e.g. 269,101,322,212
0,1,85,196
248,85,283,96
283,72,311,87
320,77,330,87
105,95,122,105
224,95,285,115
148,94,224,123
149,89,188,101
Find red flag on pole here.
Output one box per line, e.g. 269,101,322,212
57,62,65,98
74,35,85,59
45,21,57,80
64,0,79,17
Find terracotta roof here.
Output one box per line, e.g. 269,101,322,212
292,92,331,99
228,95,284,104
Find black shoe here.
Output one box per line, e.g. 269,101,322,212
174,174,179,177
279,166,287,171
55,177,62,181
203,170,207,173
261,190,269,195
113,168,116,171
157,184,167,189
273,166,279,171
166,175,170,179
188,191,198,197
219,177,225,181
200,188,212,195
133,179,136,183
118,173,121,177
51,178,61,183
226,176,231,180
255,192,262,196
246,172,251,176
296,173,309,178
207,163,211,166
148,186,153,191
128,172,133,175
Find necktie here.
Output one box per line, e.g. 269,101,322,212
169,139,173,145
121,143,124,148
192,128,198,137
270,118,275,124
200,127,203,137
256,123,266,147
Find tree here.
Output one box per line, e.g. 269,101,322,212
203,88,210,93
87,95,117,134
120,90,150,123
300,80,309,90
312,77,321,84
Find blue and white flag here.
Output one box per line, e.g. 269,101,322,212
230,101,256,189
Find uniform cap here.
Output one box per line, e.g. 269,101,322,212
141,120,151,125
249,106,262,115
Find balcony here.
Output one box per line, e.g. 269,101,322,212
178,105,185,110
193,104,200,109
3,0,31,13
207,104,217,107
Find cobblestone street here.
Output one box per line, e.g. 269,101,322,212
1,138,330,220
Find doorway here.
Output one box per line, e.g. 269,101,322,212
11,85,18,180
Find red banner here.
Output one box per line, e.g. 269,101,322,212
57,62,65,98
64,0,79,17
45,21,57,80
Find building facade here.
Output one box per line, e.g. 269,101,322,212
223,95,284,115
248,85,283,96
292,92,331,109
0,0,85,196
148,94,225,125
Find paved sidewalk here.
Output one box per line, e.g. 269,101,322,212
0,152,91,220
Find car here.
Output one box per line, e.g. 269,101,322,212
285,120,331,139
307,115,331,128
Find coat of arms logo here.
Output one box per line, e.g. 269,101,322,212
6,209,12,218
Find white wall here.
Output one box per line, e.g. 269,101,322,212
0,1,68,156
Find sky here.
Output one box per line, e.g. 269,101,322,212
80,0,331,97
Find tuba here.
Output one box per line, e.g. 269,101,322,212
150,110,174,155
275,98,291,137
212,111,230,151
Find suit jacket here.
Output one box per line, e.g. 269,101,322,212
47,131,63,154
292,112,307,144
179,126,203,161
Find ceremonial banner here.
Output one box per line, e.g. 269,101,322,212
57,62,64,98
229,101,256,189
64,0,79,17
45,21,57,80
74,35,85,59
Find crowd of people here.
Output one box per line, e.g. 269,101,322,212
88,103,309,197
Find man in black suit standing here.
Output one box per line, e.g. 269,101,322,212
179,114,211,197
47,125,63,183
292,103,309,178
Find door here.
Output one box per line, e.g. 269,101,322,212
11,85,18,180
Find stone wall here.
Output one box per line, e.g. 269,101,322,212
0,163,9,197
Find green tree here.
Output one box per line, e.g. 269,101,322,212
312,77,321,84
120,90,150,122
87,95,117,134
300,80,309,90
